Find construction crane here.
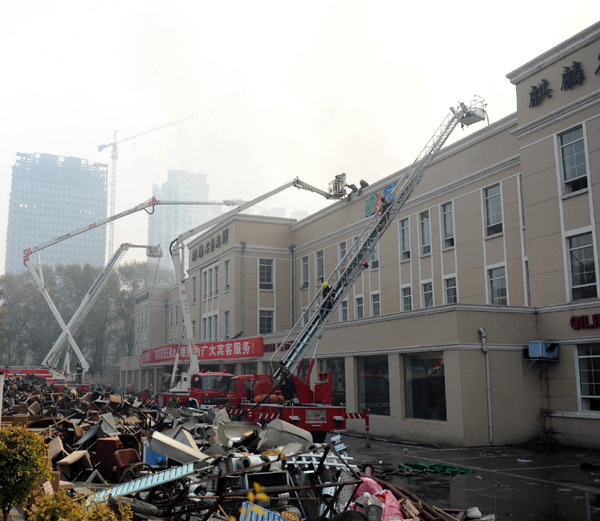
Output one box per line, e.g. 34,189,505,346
98,115,194,258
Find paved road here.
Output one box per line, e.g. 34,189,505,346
340,433,600,520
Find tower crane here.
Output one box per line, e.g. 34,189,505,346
98,115,194,258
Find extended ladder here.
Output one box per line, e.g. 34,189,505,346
272,97,487,378
42,243,161,376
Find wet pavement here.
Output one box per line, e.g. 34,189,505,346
341,433,600,520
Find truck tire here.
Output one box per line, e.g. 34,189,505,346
108,495,159,516
310,431,327,443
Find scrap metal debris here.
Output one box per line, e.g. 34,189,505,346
2,374,479,520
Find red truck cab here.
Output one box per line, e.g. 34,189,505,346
189,371,233,407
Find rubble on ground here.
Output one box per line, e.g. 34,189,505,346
1,375,476,520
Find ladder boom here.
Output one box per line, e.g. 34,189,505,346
272,97,487,378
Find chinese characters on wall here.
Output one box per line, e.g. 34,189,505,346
191,228,229,261
529,52,599,108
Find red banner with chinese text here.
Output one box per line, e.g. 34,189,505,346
139,337,263,367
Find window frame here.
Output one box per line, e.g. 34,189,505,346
340,299,349,322
301,255,309,290
371,292,381,317
568,232,598,301
576,343,600,412
192,276,197,303
259,258,274,291
402,286,412,311
224,259,230,291
488,265,508,305
370,243,380,270
316,250,325,285
224,310,230,340
419,210,431,256
355,296,364,319
422,281,433,308
444,276,457,305
559,125,588,195
441,201,455,249
400,218,411,261
259,309,275,335
484,183,503,237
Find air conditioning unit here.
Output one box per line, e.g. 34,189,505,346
527,341,559,361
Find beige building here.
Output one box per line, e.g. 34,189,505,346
124,22,600,448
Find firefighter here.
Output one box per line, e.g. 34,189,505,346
278,362,296,405
76,362,83,384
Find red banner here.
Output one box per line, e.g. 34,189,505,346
139,337,263,367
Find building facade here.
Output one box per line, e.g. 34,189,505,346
147,169,221,260
125,23,600,448
5,152,107,273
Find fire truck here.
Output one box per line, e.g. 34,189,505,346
162,97,487,441
11,196,243,388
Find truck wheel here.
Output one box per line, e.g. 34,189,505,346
310,431,327,443
188,398,199,409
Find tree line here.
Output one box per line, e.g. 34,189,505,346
0,261,174,376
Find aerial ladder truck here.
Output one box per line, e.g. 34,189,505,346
14,196,243,386
162,177,347,405
226,97,488,441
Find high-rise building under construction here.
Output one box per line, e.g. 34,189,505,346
5,152,108,274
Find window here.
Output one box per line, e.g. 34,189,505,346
214,266,219,295
208,268,213,297
224,311,230,339
175,306,178,325
441,202,454,248
213,314,218,341
169,307,173,326
422,282,433,308
225,260,230,290
192,320,196,341
484,184,503,236
355,296,364,319
301,255,309,289
320,358,346,406
577,344,600,411
569,233,597,300
316,250,324,284
259,259,274,290
259,310,274,334
339,241,347,264
371,293,381,317
400,218,411,261
340,300,348,322
207,315,212,340
405,353,446,420
192,276,197,303
202,317,207,341
419,211,431,255
445,277,457,304
301,307,309,326
402,287,412,311
358,356,390,416
203,271,208,299
370,243,379,270
488,266,507,305
560,126,587,194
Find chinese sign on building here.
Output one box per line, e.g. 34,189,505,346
139,336,263,366
191,228,229,261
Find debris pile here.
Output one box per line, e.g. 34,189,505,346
1,375,478,520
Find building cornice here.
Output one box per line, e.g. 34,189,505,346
293,114,518,233
511,89,600,139
506,22,600,84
